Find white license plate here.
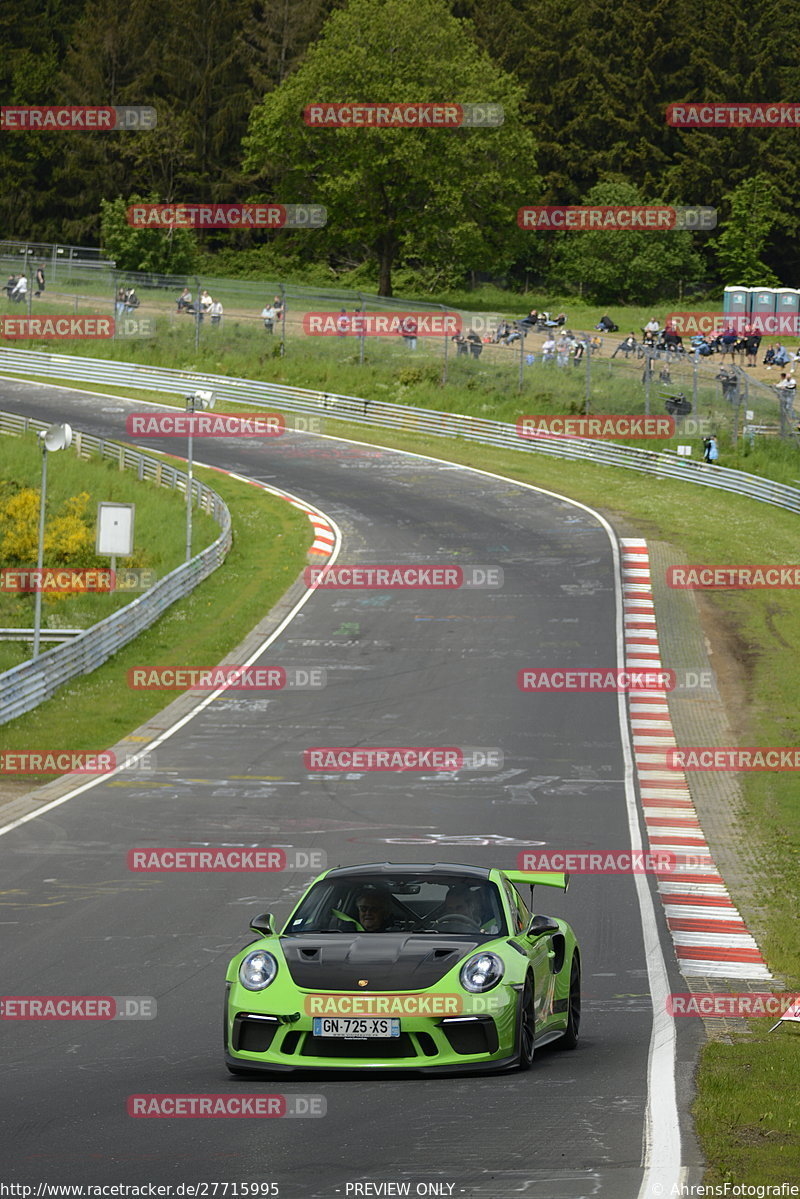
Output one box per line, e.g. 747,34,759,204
312,1016,400,1039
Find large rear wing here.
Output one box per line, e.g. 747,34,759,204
502,869,570,892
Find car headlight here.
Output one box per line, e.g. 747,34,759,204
239,950,278,991
460,952,504,993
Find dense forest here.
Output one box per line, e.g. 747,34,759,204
2,0,798,298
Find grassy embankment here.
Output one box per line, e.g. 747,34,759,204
0,431,311,760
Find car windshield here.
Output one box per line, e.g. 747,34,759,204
284,874,507,937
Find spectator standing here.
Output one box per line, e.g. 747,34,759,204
466,330,483,359
34,265,45,296
719,326,737,362
336,308,350,336
210,299,223,327
556,335,570,366
115,286,126,316
261,303,277,333
703,435,719,463
401,316,417,350
10,275,27,303
745,332,761,367
541,335,556,362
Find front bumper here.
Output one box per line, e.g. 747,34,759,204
224,986,522,1074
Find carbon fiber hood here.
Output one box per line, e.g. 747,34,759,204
279,934,480,990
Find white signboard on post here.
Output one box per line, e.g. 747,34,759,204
96,502,135,557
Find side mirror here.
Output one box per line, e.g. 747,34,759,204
526,913,560,938
249,912,275,936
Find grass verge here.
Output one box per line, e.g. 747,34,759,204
1,448,312,777
0,432,219,671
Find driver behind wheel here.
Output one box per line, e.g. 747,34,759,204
355,888,395,932
443,885,482,923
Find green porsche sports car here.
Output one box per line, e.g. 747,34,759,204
224,862,580,1074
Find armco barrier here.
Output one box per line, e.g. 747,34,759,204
1,348,799,516
0,409,232,725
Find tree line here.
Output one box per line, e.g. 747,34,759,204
2,0,797,299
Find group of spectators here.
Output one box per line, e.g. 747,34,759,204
115,286,141,317
536,330,601,365
629,317,800,372
260,295,284,333
4,266,46,302
176,287,224,325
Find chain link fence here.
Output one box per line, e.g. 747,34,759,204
2,244,796,445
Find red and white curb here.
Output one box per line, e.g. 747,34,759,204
620,537,771,981
193,461,337,559
285,499,336,557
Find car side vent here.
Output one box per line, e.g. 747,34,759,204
300,947,320,959
431,948,459,960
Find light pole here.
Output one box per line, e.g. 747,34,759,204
184,390,214,562
32,423,72,658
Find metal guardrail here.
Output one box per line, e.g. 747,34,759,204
0,408,232,725
1,348,799,517
0,628,84,642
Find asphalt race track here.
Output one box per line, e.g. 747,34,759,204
0,380,702,1198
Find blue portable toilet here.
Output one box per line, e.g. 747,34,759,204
750,287,777,334
751,287,776,315
775,288,800,338
723,285,750,316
